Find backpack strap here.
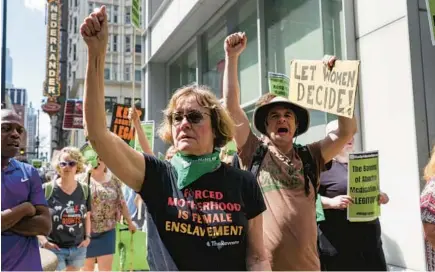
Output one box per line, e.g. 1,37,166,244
231,153,240,168
79,171,92,201
248,143,268,178
295,145,318,200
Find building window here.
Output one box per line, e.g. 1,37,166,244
9,90,15,103
106,5,111,22
69,14,72,32
104,68,111,80
88,2,93,15
72,71,76,82
73,44,77,61
264,0,343,144
135,70,141,82
135,35,141,53
125,36,131,53
113,35,118,52
124,97,141,106
169,44,197,93
74,0,78,7
125,7,131,24
68,63,71,78
125,66,131,81
105,96,117,113
68,38,72,56
124,97,131,105
16,89,21,105
73,17,77,34
201,0,258,101
112,69,118,81
113,5,118,23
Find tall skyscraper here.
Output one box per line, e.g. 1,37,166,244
66,0,142,147
26,102,38,159
5,48,13,88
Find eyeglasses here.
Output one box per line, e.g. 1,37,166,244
59,161,77,168
170,110,211,125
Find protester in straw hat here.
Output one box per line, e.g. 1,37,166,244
222,32,357,271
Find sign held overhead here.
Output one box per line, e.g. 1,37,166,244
289,60,360,118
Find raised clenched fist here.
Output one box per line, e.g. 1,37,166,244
224,32,247,58
80,6,108,55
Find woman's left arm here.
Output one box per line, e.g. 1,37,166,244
246,214,271,271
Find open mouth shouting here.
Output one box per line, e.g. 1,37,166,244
276,127,289,136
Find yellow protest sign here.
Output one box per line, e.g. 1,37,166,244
289,60,360,118
347,151,380,222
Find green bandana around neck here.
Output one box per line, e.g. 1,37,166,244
170,150,221,190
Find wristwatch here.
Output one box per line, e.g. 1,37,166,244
85,234,91,239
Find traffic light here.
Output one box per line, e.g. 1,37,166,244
19,148,25,155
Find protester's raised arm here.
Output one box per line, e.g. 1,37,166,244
319,56,357,163
223,32,251,149
130,108,154,156
81,6,145,192
320,115,357,163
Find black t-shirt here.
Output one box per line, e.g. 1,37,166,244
44,181,92,248
140,154,266,271
318,160,381,251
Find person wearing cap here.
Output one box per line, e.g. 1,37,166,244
223,32,357,271
318,120,389,271
1,109,51,271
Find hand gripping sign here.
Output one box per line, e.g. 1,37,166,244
289,60,360,118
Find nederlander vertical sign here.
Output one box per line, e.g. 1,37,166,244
43,0,61,97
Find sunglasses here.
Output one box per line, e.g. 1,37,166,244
59,161,77,168
170,110,211,125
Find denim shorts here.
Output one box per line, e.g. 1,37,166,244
50,246,87,270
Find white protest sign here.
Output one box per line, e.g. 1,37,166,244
289,60,360,118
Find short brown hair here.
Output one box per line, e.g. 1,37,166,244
158,84,235,148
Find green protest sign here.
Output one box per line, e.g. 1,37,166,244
316,194,325,222
426,0,435,46
347,151,380,222
132,0,141,30
112,223,149,271
32,159,42,169
80,143,98,169
224,140,237,156
130,121,155,152
268,72,289,98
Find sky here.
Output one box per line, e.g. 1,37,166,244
6,0,54,156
